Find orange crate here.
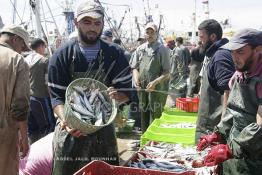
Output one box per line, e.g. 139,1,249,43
176,98,199,112
74,160,195,175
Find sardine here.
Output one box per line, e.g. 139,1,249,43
70,103,95,117
69,91,81,104
102,108,110,124
94,100,101,116
101,102,112,113
72,110,82,120
89,89,98,104
95,118,103,126
83,93,94,113
96,112,103,120
97,91,106,103
73,86,86,96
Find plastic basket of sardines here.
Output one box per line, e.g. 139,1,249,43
64,78,117,135
74,160,195,175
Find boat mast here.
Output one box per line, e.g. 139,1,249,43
147,0,151,18
191,0,197,44
63,0,75,37
33,0,42,38
134,16,141,38
12,0,17,23
202,0,209,19
44,0,61,37
40,0,49,38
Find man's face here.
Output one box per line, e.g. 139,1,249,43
167,41,175,50
198,29,213,52
231,45,255,72
103,36,113,43
38,43,46,56
12,35,26,54
75,16,104,45
145,28,157,43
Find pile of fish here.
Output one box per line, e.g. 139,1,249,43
160,122,196,128
140,142,205,161
128,142,216,175
68,85,112,126
131,159,189,173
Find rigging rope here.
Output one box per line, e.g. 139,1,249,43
96,0,129,50
9,0,23,24
21,0,27,22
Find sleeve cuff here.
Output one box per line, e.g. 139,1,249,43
51,98,64,108
13,111,28,121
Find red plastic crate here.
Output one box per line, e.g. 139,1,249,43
74,160,195,175
176,98,199,112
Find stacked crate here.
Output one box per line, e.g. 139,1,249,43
140,107,198,146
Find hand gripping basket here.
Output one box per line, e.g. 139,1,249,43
64,78,117,135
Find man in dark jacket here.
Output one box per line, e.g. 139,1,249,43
48,1,132,174
195,19,235,143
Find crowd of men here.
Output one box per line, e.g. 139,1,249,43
0,0,261,175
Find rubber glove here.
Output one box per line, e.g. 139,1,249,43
197,132,222,151
204,144,232,166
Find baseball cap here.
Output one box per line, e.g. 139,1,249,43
145,22,158,32
222,28,262,50
76,0,104,22
1,24,30,51
102,29,113,38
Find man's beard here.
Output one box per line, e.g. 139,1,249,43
78,29,102,45
235,52,254,72
146,34,157,44
202,40,213,54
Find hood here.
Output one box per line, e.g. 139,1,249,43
206,38,229,57
24,52,43,68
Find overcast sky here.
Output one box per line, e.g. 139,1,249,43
1,0,261,34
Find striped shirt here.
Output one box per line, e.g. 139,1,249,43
79,41,100,62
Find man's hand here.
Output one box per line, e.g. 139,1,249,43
134,78,141,89
18,120,29,158
107,87,130,104
204,144,232,166
19,136,29,158
146,80,159,92
60,121,83,137
132,69,141,89
197,132,222,151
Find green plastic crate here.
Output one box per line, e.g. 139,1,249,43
140,119,196,146
163,107,197,117
160,113,197,124
141,130,195,146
